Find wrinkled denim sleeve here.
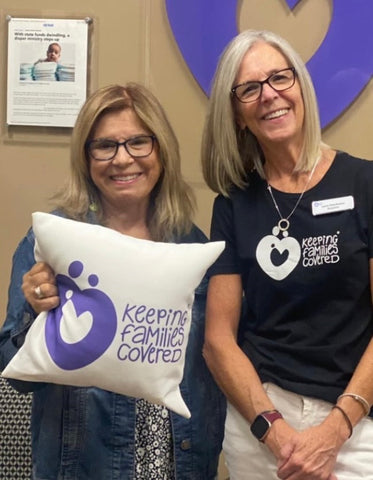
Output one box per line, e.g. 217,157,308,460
0,227,43,392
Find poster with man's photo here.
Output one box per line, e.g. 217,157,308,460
7,17,89,127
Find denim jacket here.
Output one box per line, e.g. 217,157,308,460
0,214,226,480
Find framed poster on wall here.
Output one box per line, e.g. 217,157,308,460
6,17,89,128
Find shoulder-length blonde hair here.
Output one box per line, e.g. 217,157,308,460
201,29,322,195
52,83,195,241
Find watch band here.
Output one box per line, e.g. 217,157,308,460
250,409,283,442
262,410,283,424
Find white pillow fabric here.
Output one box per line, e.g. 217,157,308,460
3,212,224,418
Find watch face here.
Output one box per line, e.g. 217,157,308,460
251,415,270,440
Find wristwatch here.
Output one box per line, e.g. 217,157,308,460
250,410,283,442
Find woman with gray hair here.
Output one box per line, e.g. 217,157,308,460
202,29,373,480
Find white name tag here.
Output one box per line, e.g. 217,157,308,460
312,196,354,216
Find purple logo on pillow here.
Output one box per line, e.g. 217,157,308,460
45,261,117,370
166,0,373,127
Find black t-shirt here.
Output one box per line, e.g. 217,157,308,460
210,152,373,406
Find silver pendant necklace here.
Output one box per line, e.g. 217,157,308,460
266,159,319,232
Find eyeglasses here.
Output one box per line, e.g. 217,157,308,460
231,67,296,103
86,135,156,161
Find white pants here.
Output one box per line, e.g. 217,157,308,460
223,383,373,480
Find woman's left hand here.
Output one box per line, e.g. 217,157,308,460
276,410,349,480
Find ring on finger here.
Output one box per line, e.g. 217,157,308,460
34,285,44,300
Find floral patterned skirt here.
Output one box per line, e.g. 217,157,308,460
134,398,175,479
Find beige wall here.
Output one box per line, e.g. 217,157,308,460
1,2,372,478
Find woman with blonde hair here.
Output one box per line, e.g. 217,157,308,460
0,83,225,479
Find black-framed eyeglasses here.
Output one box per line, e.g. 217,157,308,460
86,135,156,161
231,67,296,103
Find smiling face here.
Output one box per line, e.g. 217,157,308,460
234,42,304,151
89,108,162,216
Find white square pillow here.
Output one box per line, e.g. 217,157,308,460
3,212,224,418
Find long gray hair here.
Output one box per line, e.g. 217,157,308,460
201,29,322,195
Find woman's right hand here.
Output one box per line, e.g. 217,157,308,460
22,262,60,314
266,419,340,480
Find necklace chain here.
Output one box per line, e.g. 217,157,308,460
266,159,319,232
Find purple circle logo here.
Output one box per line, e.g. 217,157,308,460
45,261,117,370
166,0,373,127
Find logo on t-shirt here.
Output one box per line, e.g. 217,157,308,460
256,226,300,281
256,229,341,280
302,233,340,267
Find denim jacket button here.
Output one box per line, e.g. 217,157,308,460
180,439,191,450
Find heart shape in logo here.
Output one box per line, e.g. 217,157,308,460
45,261,117,370
166,0,373,127
256,234,301,281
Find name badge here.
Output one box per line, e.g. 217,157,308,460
312,196,354,216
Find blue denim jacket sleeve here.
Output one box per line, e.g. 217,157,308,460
172,276,226,479
0,227,44,391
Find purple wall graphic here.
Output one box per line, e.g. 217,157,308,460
166,0,373,128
